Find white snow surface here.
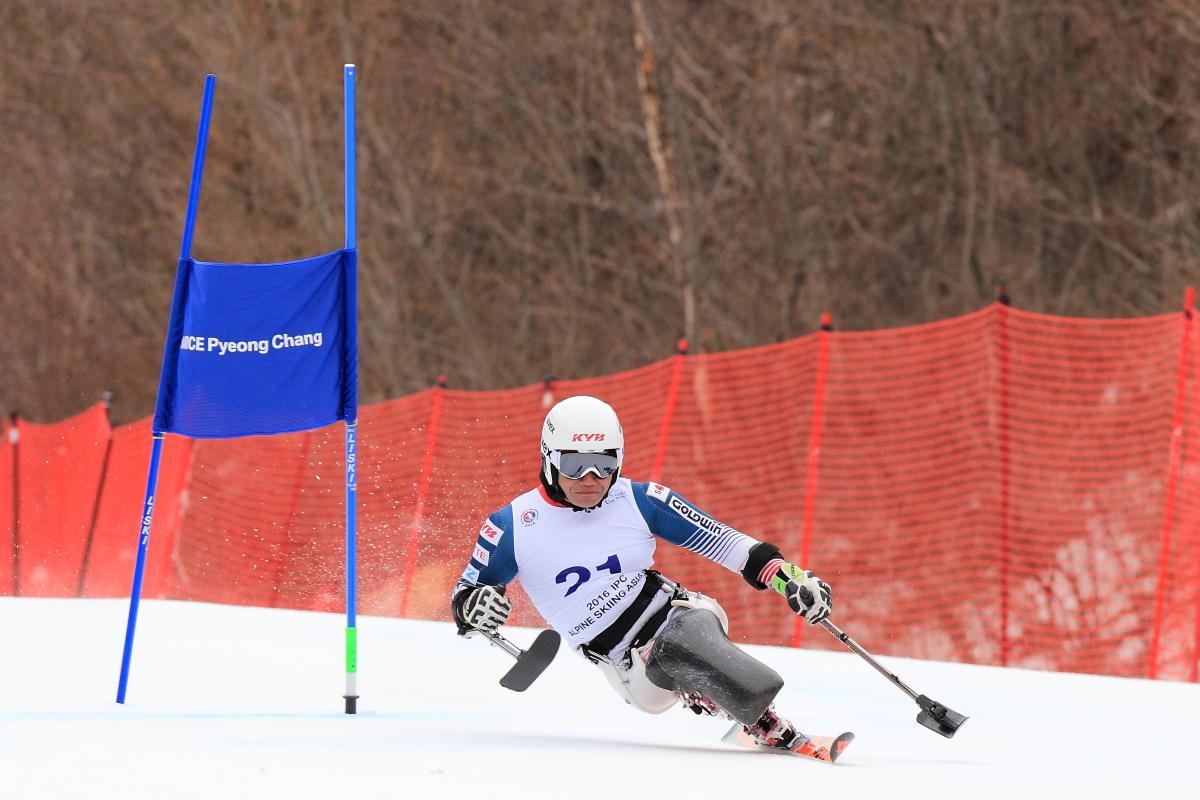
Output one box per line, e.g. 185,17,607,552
2,598,1196,799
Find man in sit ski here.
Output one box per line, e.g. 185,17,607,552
452,395,833,749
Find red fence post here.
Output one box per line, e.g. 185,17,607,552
76,392,115,597
650,340,688,484
8,411,18,597
791,314,832,648
1149,288,1195,679
1192,293,1200,682
398,376,448,617
997,286,1012,667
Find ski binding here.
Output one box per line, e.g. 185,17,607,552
722,723,854,764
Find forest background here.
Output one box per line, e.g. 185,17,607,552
3,0,1199,424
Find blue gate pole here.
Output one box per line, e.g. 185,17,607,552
117,74,216,704
345,64,357,253
342,63,360,714
116,435,163,703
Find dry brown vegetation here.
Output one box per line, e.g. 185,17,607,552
2,1,1199,424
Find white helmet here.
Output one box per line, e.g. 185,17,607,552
540,395,624,496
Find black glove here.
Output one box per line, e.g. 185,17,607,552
453,585,512,635
771,563,832,625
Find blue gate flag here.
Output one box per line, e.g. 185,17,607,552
153,248,358,438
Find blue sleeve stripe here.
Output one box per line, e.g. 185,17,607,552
707,536,730,561
686,532,710,556
714,533,749,563
712,533,735,558
688,530,749,562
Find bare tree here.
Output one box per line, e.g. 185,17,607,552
2,0,1199,423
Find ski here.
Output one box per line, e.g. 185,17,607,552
722,723,855,764
497,629,561,692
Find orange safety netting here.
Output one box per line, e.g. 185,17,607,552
4,301,1199,681
0,410,193,601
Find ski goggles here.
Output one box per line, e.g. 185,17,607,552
552,450,621,480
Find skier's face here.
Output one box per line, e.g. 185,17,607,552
557,471,613,509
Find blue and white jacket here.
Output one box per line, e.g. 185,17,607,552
452,477,779,648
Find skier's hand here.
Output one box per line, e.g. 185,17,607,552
458,585,512,635
771,563,832,625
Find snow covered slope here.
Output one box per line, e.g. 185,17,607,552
2,598,1195,799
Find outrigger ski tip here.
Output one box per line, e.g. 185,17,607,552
916,694,968,738
499,629,561,691
473,628,562,692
